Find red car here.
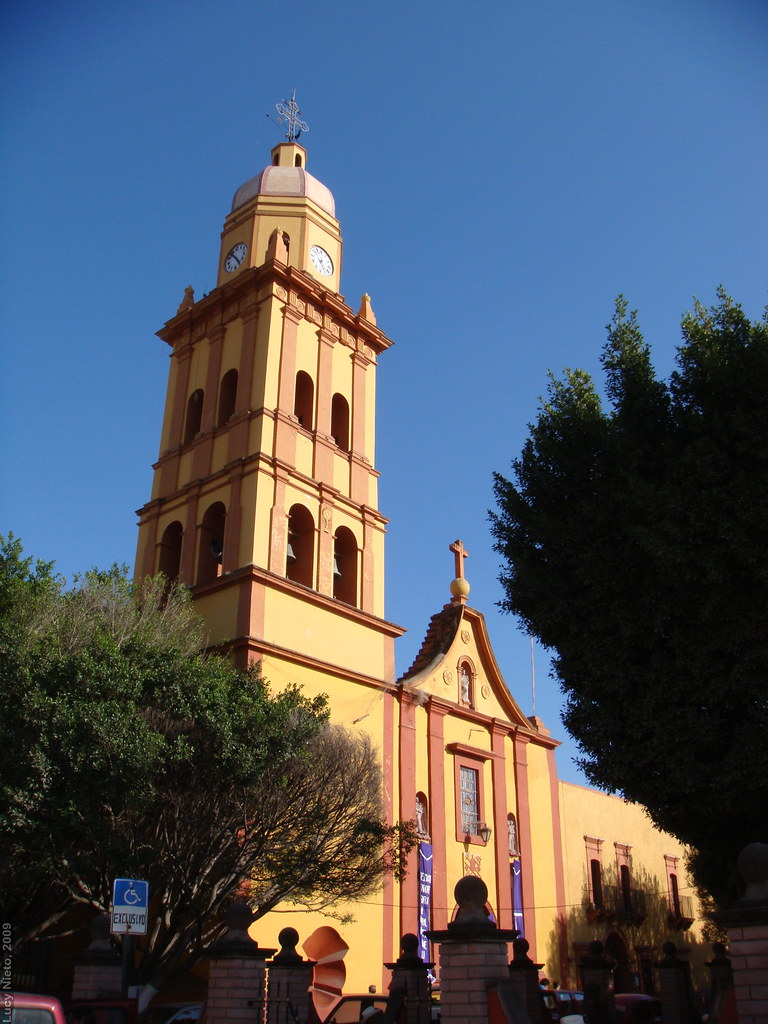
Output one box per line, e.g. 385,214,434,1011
6,993,66,1024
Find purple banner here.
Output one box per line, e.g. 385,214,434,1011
512,859,524,936
418,842,433,962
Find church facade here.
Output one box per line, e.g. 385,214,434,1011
134,135,707,1005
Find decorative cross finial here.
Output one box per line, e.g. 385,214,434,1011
450,539,469,580
275,89,309,142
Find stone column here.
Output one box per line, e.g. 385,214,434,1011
704,942,733,1023
427,877,517,1024
578,941,615,1024
384,933,434,1024
506,937,545,1024
70,916,122,999
655,942,694,1024
204,904,276,1024
265,928,316,1024
715,842,768,1024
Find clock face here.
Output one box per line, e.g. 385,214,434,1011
309,244,333,277
224,243,247,273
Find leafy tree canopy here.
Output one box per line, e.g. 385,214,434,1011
490,290,768,907
0,536,414,991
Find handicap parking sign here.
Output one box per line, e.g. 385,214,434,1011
111,878,149,935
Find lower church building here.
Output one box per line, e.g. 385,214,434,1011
134,128,707,1008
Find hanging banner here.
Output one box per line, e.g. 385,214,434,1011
417,842,433,962
512,860,524,936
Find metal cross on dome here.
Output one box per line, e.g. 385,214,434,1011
275,90,309,142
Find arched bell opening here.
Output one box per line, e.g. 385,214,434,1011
286,504,315,588
217,369,238,426
333,526,358,606
197,501,226,584
158,520,183,583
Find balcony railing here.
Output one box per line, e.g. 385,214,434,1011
583,883,648,923
668,893,695,930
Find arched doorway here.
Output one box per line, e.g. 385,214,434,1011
604,931,633,993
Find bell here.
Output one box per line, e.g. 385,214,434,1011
286,541,297,563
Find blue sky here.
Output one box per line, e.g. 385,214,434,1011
2,0,766,785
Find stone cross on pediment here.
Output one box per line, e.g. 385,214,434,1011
450,539,469,579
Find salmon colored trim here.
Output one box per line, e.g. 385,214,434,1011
168,344,193,449
223,472,242,575
513,733,536,955
180,492,199,584
428,703,449,931
399,693,418,939
547,748,569,985
350,351,368,457
313,332,335,483
269,468,289,575
451,753,487,847
381,687,396,987
492,724,513,929
202,325,225,433
274,306,301,465
237,307,259,419
191,432,213,482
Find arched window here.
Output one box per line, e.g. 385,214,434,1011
197,502,226,585
158,521,183,582
458,659,474,708
590,859,604,910
507,813,519,857
217,369,238,426
416,792,430,838
294,153,303,167
620,863,632,911
286,504,315,588
184,388,204,444
333,526,358,605
294,371,314,430
331,393,349,452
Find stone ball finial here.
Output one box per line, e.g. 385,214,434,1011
278,927,299,954
224,903,254,932
512,937,532,963
89,914,112,945
737,842,768,900
662,941,678,959
400,933,419,956
454,876,489,923
588,940,604,958
450,577,470,600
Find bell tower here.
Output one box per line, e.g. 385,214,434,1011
135,121,403,688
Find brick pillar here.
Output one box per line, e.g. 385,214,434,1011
715,842,768,1024
70,916,122,999
655,942,695,1024
204,904,276,1024
704,942,734,1022
266,928,316,1024
506,937,546,1024
578,941,616,1024
426,877,516,1024
384,933,434,1024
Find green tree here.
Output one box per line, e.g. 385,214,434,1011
0,536,414,991
490,290,768,907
